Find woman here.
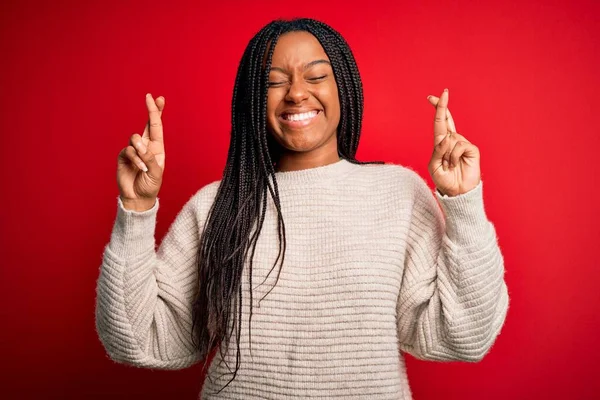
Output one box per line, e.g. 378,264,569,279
95,18,509,399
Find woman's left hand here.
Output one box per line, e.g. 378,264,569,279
427,88,481,197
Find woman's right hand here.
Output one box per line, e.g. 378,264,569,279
117,93,166,211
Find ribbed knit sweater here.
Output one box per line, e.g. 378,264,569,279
95,158,509,399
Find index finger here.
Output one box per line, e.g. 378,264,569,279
428,94,457,133
432,89,449,146
142,96,165,141
143,93,164,143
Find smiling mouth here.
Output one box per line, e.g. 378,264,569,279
278,110,322,128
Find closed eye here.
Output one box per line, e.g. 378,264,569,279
268,74,328,88
308,75,327,82
267,81,288,88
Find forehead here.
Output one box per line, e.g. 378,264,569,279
270,31,329,66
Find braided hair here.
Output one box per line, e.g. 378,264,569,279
191,18,385,393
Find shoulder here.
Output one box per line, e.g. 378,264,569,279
180,179,222,222
193,179,222,204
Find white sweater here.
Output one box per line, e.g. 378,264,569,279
95,158,510,399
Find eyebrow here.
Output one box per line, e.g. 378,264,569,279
270,59,331,74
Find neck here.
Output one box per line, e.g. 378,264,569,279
275,153,342,173
272,157,355,186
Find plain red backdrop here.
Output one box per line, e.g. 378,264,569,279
1,0,598,398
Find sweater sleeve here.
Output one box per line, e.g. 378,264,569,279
95,184,217,370
396,172,510,362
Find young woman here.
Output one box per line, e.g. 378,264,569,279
95,18,509,399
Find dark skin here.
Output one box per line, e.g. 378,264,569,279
118,33,479,213
266,31,341,172
117,31,340,211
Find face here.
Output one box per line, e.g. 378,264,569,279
265,31,340,159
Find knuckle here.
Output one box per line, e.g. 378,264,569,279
129,134,140,146
118,148,129,161
129,137,146,153
125,148,137,161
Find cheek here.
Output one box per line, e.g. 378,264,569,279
323,86,341,121
266,94,275,116
326,96,341,135
266,93,278,130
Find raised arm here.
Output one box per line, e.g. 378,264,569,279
396,172,510,362
95,184,218,369
95,91,219,369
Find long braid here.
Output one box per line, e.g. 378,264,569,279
191,18,385,394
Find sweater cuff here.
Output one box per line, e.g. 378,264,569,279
107,196,160,259
434,180,491,247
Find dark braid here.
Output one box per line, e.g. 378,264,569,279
191,18,385,394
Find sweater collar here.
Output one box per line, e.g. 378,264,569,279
272,158,355,185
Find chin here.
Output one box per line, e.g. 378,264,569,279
279,131,326,152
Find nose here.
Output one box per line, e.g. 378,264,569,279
285,77,310,104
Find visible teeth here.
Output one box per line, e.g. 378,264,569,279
284,110,318,121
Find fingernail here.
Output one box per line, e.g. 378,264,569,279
146,93,152,98
444,88,448,92
427,95,432,99
138,162,148,172
443,160,448,171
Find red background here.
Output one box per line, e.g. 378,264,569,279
1,0,598,398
